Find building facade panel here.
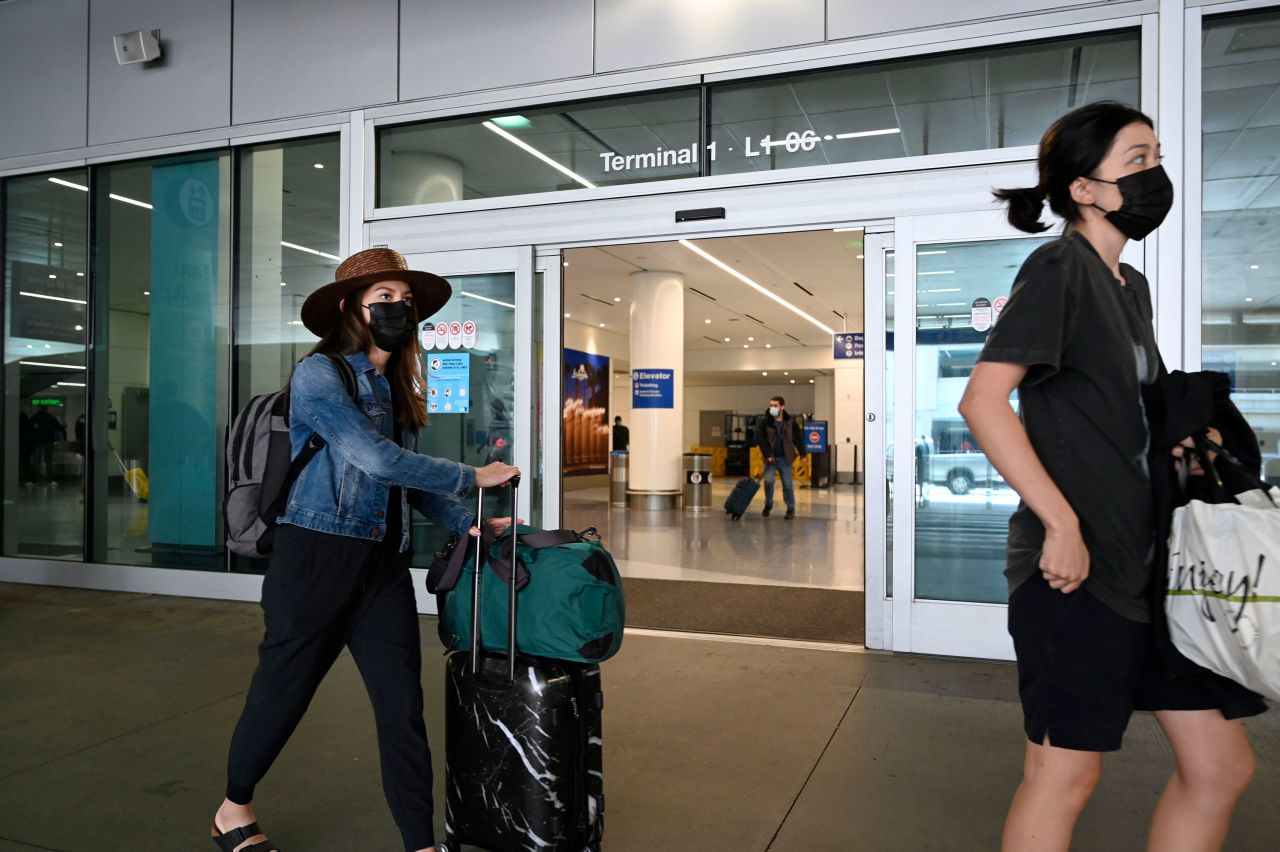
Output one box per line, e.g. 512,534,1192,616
0,0,89,158
231,0,398,125
594,0,827,73
88,0,232,145
399,0,594,101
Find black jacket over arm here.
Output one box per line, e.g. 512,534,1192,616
1143,368,1263,677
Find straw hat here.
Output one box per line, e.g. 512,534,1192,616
300,246,451,337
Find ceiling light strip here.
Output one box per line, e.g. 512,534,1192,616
680,240,834,336
835,128,901,140
19,291,87,305
48,177,89,192
109,193,153,210
483,121,597,189
19,361,87,370
281,240,341,261
461,290,515,309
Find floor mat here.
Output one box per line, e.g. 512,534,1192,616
624,577,864,644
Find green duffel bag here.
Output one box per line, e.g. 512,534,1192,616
429,525,626,664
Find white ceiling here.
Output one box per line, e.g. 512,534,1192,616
563,229,864,353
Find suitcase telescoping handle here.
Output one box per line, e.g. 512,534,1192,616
469,475,521,686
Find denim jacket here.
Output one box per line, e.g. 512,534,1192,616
281,351,476,549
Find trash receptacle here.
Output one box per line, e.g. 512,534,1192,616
683,452,712,512
610,451,628,507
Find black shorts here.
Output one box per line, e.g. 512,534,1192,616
1008,572,1267,752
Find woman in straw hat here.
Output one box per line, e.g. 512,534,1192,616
211,247,519,852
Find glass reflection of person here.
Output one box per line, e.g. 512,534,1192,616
211,248,519,852
960,102,1262,852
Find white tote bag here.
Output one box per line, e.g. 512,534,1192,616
1166,486,1280,702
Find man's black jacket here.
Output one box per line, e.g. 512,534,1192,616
1143,368,1262,676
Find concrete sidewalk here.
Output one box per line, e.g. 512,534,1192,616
0,582,1276,850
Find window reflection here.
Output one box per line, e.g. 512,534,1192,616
3,170,89,559
1202,10,1280,485
90,153,232,569
910,238,1051,604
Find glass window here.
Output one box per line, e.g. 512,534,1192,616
1201,11,1280,485
89,153,232,569
709,31,1140,176
232,135,341,571
3,169,89,560
378,88,702,207
411,273,517,564
911,237,1052,604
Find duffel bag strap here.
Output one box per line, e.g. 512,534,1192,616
516,529,585,549
425,533,469,594
487,527,533,591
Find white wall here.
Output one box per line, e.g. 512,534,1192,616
682,384,816,450
833,363,864,481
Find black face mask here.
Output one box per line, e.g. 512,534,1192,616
1088,164,1174,241
365,300,417,352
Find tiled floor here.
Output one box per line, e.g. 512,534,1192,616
564,481,866,591
2,582,1278,851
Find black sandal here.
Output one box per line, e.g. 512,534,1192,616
210,820,279,852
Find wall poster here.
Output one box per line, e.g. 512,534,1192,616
563,348,610,475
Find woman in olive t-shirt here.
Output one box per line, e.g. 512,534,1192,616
960,102,1262,852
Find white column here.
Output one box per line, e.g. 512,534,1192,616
628,271,684,502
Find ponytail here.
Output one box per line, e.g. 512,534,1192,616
992,186,1050,234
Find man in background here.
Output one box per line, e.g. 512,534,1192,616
612,416,630,452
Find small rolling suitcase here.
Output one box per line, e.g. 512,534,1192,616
440,479,605,852
724,476,761,520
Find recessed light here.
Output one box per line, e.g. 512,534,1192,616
1246,297,1254,302
564,312,571,318
790,379,796,384
143,291,150,296
25,345,32,349
809,379,815,384
723,337,730,342
613,297,621,302
598,323,605,328
48,274,56,279
562,261,569,267
1251,264,1260,270
280,282,287,287
44,344,51,349
313,163,324,169
742,344,748,349
76,272,84,277
75,325,83,331
704,319,711,324
856,254,864,259
765,344,772,349
748,337,754,342
762,371,768,376
53,242,63,247
784,371,789,376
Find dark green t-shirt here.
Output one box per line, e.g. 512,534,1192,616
978,231,1160,622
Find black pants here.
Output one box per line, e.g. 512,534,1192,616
226,525,434,851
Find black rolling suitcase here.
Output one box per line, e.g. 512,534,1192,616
724,476,760,520
440,479,605,852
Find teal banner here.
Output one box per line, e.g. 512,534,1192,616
149,159,220,552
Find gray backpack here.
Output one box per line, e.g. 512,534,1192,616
224,353,357,557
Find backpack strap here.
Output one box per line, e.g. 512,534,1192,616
264,353,361,525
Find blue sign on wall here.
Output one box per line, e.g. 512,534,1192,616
803,421,829,453
632,368,674,409
427,353,471,413
833,332,864,359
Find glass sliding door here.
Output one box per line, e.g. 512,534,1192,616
402,248,535,606
893,211,1060,659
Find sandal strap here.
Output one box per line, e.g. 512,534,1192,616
212,821,264,852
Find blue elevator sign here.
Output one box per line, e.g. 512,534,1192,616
632,369,674,408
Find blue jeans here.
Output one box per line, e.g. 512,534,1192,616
762,460,795,510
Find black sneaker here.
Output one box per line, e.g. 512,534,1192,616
785,507,795,520
762,505,772,517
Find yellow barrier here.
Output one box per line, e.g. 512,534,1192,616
689,445,727,477
748,446,810,482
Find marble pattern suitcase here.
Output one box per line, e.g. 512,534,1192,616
439,480,605,852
